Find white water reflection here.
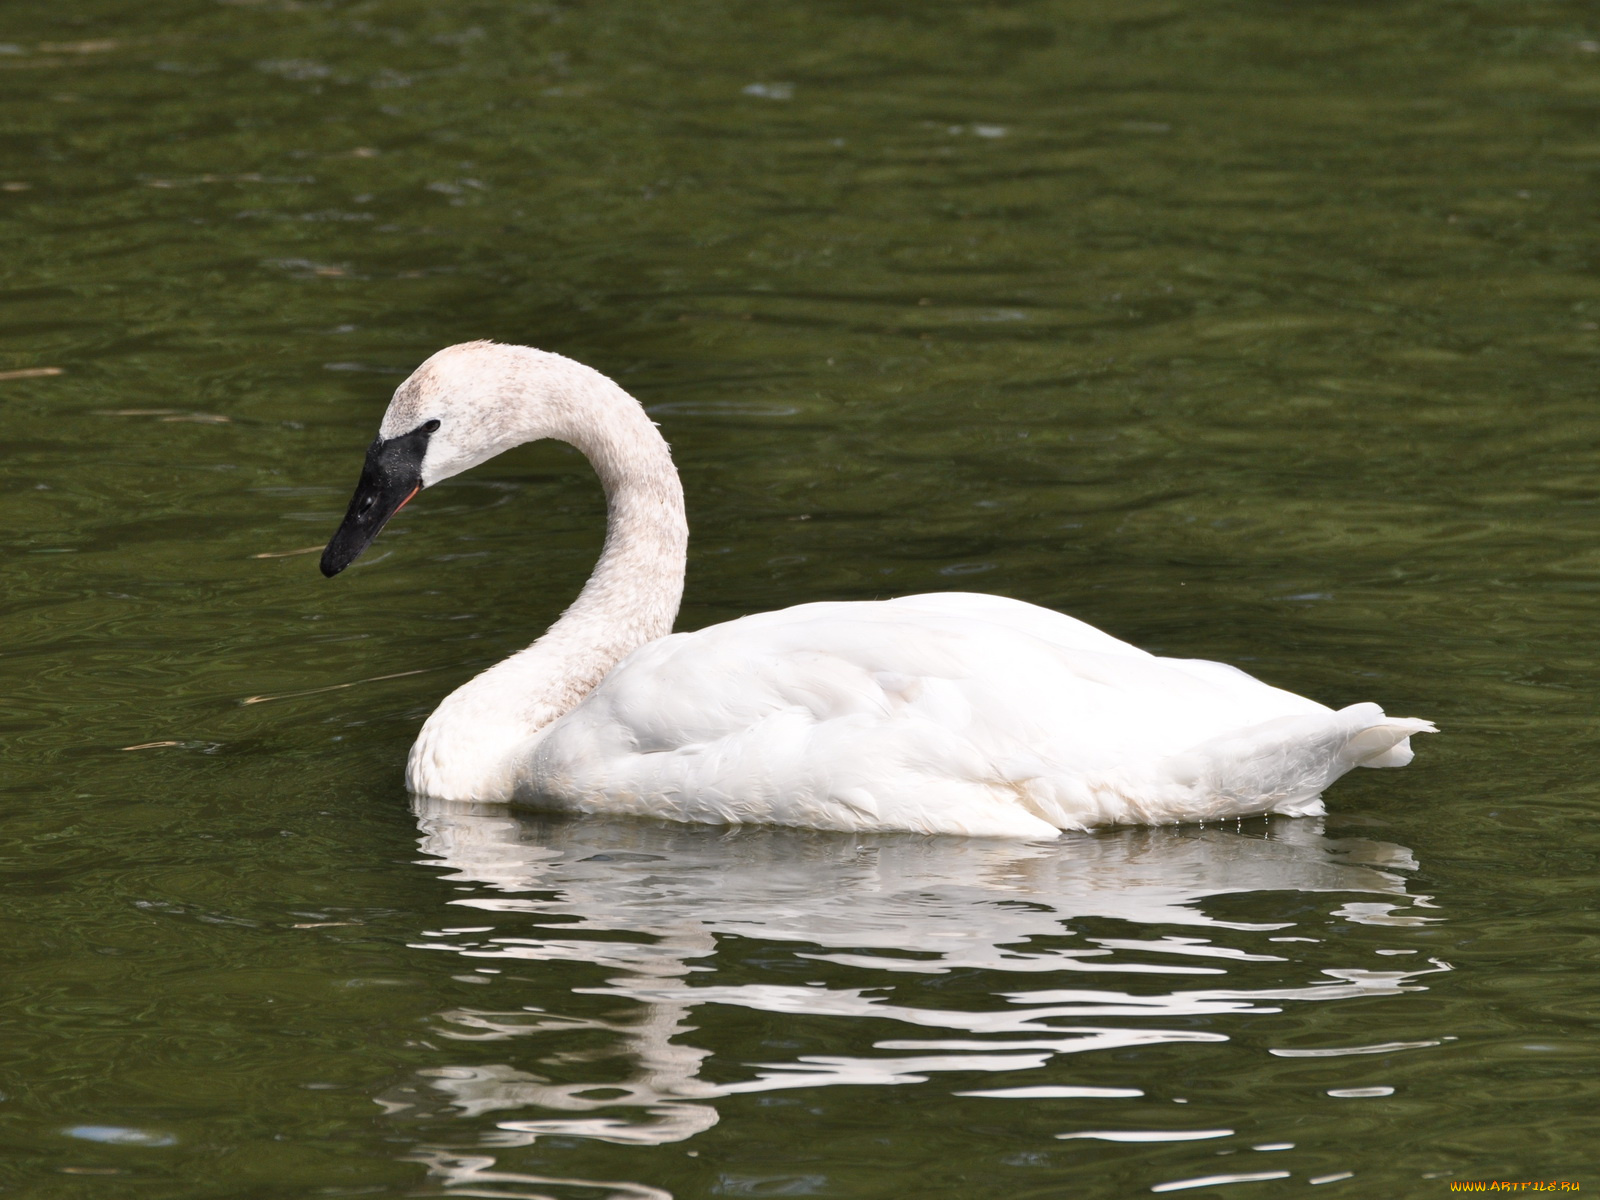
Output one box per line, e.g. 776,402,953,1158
396,801,1447,1193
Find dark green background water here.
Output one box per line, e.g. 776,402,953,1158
3,0,1599,1195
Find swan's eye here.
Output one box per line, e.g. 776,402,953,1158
421,419,441,434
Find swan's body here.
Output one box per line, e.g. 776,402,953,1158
321,341,1433,838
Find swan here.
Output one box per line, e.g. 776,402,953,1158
318,340,1433,838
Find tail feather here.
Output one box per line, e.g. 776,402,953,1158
1347,716,1437,768
1165,702,1435,819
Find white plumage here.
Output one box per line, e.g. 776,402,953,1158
527,594,1429,838
323,341,1433,838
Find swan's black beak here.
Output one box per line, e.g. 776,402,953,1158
320,426,432,577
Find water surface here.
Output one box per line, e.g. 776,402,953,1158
2,0,1599,1195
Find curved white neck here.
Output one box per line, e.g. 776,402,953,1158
407,356,687,796
552,388,688,681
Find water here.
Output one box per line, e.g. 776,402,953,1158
2,0,1598,1194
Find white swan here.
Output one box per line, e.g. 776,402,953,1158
319,340,1433,838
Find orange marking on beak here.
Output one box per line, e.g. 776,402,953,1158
394,485,420,513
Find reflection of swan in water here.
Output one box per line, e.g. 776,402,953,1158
395,798,1447,1195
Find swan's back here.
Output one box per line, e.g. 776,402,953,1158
524,593,1430,838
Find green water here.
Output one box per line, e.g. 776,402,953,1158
3,0,1599,1195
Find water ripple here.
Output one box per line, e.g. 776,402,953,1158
397,802,1449,1182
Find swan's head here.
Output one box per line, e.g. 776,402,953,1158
320,341,558,577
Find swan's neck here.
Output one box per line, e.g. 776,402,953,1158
551,391,688,684
407,360,687,796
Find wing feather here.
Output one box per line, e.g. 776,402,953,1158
518,593,1427,836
